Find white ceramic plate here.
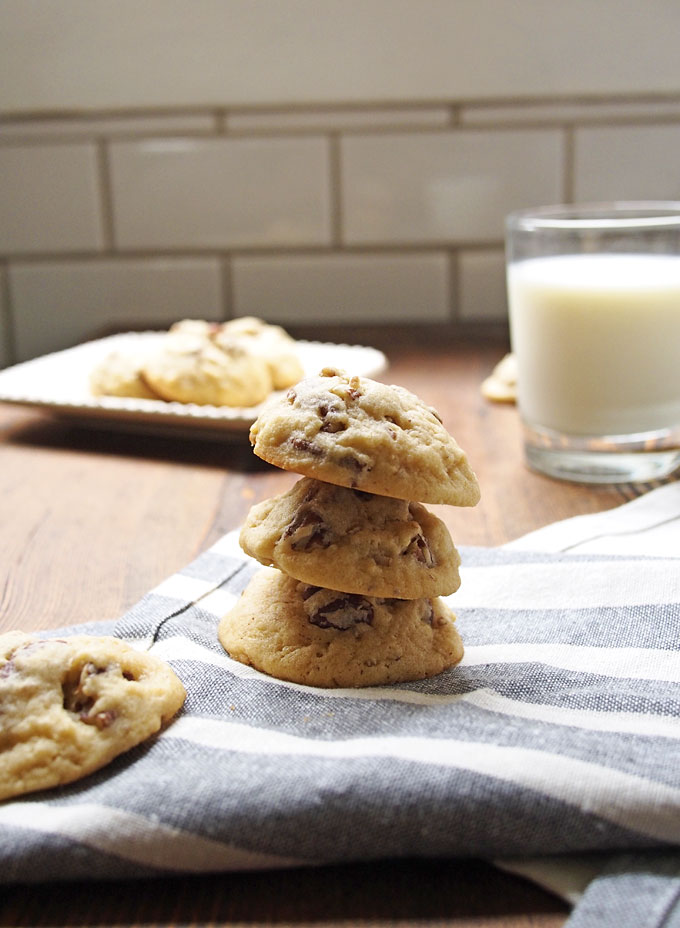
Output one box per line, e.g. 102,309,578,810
0,332,388,440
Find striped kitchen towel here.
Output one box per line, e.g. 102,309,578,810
1,482,680,928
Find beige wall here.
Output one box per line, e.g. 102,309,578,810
2,1,680,364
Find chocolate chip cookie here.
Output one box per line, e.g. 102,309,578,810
141,332,273,406
249,368,480,506
0,632,186,802
89,350,160,400
218,568,464,688
481,352,517,403
217,316,304,390
240,477,461,599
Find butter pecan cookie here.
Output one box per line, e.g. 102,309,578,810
481,352,517,403
0,632,186,802
240,477,461,599
216,316,304,390
89,350,160,400
218,568,464,687
249,368,480,506
141,332,272,406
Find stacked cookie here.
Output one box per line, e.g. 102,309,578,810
218,368,480,688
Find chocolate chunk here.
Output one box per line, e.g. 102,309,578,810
300,484,320,505
317,401,349,433
284,509,332,551
308,594,374,630
290,437,323,456
320,417,348,433
336,452,365,472
291,527,331,551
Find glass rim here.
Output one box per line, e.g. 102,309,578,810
506,201,680,232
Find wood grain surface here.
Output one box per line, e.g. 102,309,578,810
1,334,661,927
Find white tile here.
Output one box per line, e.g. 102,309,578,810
227,107,451,132
0,113,217,141
9,257,223,361
462,99,680,125
2,2,680,110
0,267,11,368
458,250,508,321
0,144,102,254
109,137,331,249
341,130,563,245
232,252,450,324
574,125,680,201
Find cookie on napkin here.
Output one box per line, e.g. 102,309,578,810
218,568,464,688
240,476,461,599
249,368,480,507
0,631,185,802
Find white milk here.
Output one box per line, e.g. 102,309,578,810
507,253,680,436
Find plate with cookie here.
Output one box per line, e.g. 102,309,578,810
0,317,388,440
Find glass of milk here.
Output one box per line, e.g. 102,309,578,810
506,202,680,483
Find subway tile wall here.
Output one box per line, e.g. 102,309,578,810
2,98,680,363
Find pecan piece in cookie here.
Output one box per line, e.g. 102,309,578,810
402,532,435,567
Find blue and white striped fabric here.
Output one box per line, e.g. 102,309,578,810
2,482,680,927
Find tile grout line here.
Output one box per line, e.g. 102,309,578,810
448,250,460,324
6,117,680,147
0,259,18,366
3,96,680,144
95,140,116,251
328,132,344,248
220,254,234,321
0,242,508,263
563,125,576,203
214,107,228,135
3,91,680,120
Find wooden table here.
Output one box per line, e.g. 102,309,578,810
0,335,660,927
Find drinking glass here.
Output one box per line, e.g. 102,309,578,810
506,202,680,483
